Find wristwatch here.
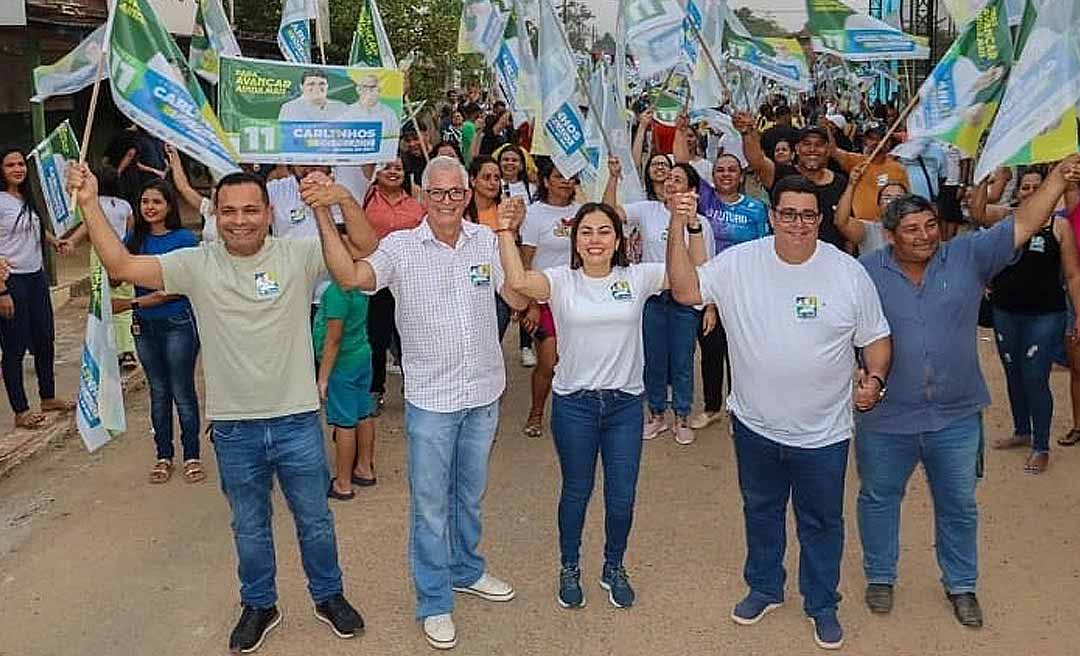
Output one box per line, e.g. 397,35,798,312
870,374,887,401
687,223,703,234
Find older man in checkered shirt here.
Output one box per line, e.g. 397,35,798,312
314,155,529,651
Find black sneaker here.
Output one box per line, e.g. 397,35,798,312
599,562,635,608
865,583,894,614
314,594,364,638
229,605,281,654
948,592,983,628
557,565,585,608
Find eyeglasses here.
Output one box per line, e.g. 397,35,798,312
649,160,672,169
426,187,468,202
774,209,821,224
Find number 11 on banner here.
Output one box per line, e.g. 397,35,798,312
241,126,276,152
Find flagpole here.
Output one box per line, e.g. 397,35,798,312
314,15,327,64
866,92,919,163
548,0,615,156
682,15,735,109
79,49,109,165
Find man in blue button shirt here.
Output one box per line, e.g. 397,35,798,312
855,155,1080,628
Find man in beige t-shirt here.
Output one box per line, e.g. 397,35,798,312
68,164,378,654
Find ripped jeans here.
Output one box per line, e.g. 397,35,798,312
992,308,1065,453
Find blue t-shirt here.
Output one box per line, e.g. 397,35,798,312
133,228,198,320
697,183,770,254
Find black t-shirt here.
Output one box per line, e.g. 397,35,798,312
772,164,849,250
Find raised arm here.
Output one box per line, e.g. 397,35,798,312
632,109,653,177
602,156,627,221
68,163,165,289
496,199,548,304
835,162,867,243
1015,155,1080,248
300,172,379,291
734,111,776,189
969,172,1011,227
665,191,704,305
672,113,692,164
166,144,207,212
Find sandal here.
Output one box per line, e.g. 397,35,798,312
522,415,543,438
182,459,206,483
149,459,173,484
1024,452,1049,475
40,398,75,413
14,410,46,430
119,352,138,371
991,433,1030,450
327,478,355,500
1058,429,1080,447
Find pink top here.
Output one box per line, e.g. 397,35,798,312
364,188,424,239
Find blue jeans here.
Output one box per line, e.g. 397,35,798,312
992,309,1065,452
134,309,201,461
551,390,644,569
642,292,699,418
211,412,343,608
405,399,499,619
0,270,55,414
732,417,849,618
856,412,981,594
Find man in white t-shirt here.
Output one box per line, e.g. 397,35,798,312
278,70,348,122
666,174,892,650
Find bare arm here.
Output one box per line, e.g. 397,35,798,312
166,145,207,212
68,163,165,289
835,164,867,243
734,112,776,189
1014,155,1080,248
986,166,1010,204
672,113,691,164
316,319,343,401
632,110,653,177
855,335,892,412
1065,179,1079,215
665,193,704,305
602,156,627,221
969,175,1011,226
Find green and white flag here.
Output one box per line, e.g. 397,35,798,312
976,0,1080,181
906,0,1013,155
109,0,240,176
624,0,685,79
688,0,723,110
278,0,315,63
942,0,991,26
493,5,540,127
189,0,242,85
458,0,509,64
537,0,588,177
77,251,126,453
805,0,930,61
31,25,108,102
28,120,82,236
348,0,396,68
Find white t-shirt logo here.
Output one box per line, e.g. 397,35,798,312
469,263,492,287
289,207,306,224
795,295,819,319
254,271,282,300
610,279,633,302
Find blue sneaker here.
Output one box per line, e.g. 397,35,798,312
599,563,635,608
810,612,844,650
731,593,783,625
557,565,585,608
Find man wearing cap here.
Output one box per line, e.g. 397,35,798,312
736,113,850,250
826,122,909,224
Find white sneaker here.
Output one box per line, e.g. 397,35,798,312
689,411,722,430
422,613,457,650
674,417,696,445
643,413,669,441
452,572,515,602
521,347,537,368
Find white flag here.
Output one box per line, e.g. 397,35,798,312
624,0,685,79
538,0,589,178
189,0,242,84
278,0,316,63
459,0,510,64
31,25,108,102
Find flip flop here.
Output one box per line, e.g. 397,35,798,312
1058,429,1080,447
1024,452,1049,475
14,411,46,430
327,479,355,500
149,459,173,484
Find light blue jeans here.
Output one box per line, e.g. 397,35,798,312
642,292,699,418
405,399,499,619
211,411,343,608
856,412,981,594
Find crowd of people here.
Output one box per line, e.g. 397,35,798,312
2,83,1079,654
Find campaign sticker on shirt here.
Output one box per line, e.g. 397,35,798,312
254,271,281,300
794,295,819,319
1029,236,1046,253
610,279,633,302
876,173,890,187
552,217,574,238
289,206,306,224
469,263,492,287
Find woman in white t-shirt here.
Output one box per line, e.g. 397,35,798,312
608,162,715,446
495,144,537,204
497,199,708,611
0,148,73,429
518,156,582,437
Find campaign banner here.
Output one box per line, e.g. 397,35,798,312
725,30,813,92
458,0,510,63
279,0,315,63
218,56,404,164
348,0,396,67
189,0,242,84
28,121,82,236
806,0,930,61
624,0,685,79
77,251,126,453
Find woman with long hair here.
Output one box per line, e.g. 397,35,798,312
496,145,536,203
117,179,203,484
518,156,582,437
497,199,707,609
0,147,72,429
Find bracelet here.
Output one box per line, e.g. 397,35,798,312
0,289,9,297
686,224,703,234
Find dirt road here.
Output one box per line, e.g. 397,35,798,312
0,301,1077,655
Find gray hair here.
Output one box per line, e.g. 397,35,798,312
422,155,469,190
882,194,937,231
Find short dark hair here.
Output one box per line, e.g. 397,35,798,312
569,203,630,270
462,102,482,119
215,172,269,206
882,193,936,231
671,162,701,192
876,181,908,206
300,69,328,84
770,175,820,209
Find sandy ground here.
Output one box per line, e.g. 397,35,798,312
0,299,1078,656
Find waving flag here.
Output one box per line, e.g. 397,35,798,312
348,0,396,67
906,0,1013,155
976,0,1080,181
806,0,929,61
624,0,685,79
494,5,540,127
458,0,509,64
32,25,108,102
537,0,588,177
189,0,241,84
109,0,240,176
278,0,315,63
77,251,127,452
688,0,723,110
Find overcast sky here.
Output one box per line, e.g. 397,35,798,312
584,0,872,36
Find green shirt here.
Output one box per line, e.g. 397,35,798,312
313,282,371,372
461,121,477,165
